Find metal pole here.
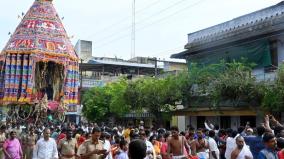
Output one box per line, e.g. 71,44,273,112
131,0,136,58
80,59,83,88
79,59,83,124
154,57,158,77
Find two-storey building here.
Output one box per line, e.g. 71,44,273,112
171,1,284,130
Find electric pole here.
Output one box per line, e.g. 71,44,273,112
154,57,158,77
131,0,136,58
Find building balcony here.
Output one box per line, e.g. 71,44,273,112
81,75,150,88
81,78,105,88
252,67,277,82
254,72,276,82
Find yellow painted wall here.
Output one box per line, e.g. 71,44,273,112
171,116,178,127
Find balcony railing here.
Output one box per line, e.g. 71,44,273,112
253,72,276,82
81,75,149,88
82,78,105,88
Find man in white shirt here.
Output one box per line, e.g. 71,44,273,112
33,128,58,159
225,130,238,159
82,124,89,133
103,132,113,159
139,130,156,159
208,130,219,159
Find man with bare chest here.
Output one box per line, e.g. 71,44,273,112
187,131,197,156
195,129,209,159
167,126,190,159
231,136,253,159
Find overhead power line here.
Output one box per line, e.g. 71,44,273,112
135,0,188,25
137,0,206,31
151,45,185,57
85,0,161,39
93,0,206,49
87,0,188,41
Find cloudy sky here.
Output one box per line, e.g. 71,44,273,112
0,0,283,61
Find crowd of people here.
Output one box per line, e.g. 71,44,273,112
0,114,283,159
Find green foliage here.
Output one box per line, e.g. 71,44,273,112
82,79,130,121
82,75,183,122
82,61,284,122
261,84,284,111
124,79,145,112
181,60,265,109
124,76,182,120
261,64,284,111
209,61,258,107
106,79,129,116
82,87,110,121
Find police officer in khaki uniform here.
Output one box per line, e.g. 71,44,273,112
22,126,37,159
77,126,107,159
58,129,78,159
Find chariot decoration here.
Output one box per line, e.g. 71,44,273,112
0,0,79,123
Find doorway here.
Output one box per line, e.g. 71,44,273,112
240,116,256,127
220,116,231,129
197,116,205,128
35,61,64,101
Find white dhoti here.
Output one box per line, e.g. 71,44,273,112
236,146,253,159
197,152,209,159
172,155,187,159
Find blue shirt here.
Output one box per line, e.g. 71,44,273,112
244,135,265,159
51,132,59,140
258,148,278,159
116,150,129,159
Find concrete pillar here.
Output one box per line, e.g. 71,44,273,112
188,116,197,129
256,114,263,127
277,40,284,65
185,116,190,130
177,116,186,132
231,116,240,130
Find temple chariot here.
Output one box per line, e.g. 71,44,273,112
0,0,79,124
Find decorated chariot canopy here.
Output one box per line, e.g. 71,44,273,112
0,0,79,107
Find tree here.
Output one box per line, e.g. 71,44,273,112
82,79,130,122
208,61,260,107
81,60,283,122
124,76,182,124
176,60,263,108
124,79,145,111
262,64,284,111
106,79,129,116
82,87,110,121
